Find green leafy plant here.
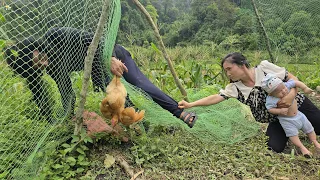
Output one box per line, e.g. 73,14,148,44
130,135,163,165
39,128,93,179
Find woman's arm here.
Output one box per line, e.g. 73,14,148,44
268,107,289,116
178,94,225,109
277,72,298,108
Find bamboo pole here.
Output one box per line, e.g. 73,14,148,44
250,0,274,63
131,0,189,101
74,0,112,135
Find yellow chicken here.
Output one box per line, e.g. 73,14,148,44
100,76,145,127
120,107,145,126
100,76,126,127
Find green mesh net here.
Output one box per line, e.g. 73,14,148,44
0,0,121,178
239,0,320,63
124,82,259,144
6,0,318,178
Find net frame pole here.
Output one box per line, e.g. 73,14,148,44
250,0,274,62
131,0,189,101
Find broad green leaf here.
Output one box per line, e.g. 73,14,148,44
78,155,84,161
52,164,64,169
71,135,80,143
76,148,85,155
64,148,73,153
80,145,89,151
61,143,71,148
76,168,84,173
85,136,93,143
66,157,76,163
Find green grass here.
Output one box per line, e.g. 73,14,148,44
1,46,320,179
82,127,320,179
80,47,320,179
285,63,320,89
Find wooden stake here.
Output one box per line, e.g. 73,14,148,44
74,0,112,135
250,0,274,63
131,0,189,101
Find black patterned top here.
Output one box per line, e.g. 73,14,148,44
219,61,305,123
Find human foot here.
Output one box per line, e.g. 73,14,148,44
179,111,198,128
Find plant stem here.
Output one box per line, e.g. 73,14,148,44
74,0,112,135
251,0,274,63
131,0,189,101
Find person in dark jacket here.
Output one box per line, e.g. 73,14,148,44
5,27,197,127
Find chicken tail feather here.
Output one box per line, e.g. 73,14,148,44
120,107,145,126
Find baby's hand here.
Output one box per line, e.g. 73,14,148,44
280,108,289,116
303,87,313,94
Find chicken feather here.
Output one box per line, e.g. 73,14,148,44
100,76,145,127
120,107,145,126
100,76,126,127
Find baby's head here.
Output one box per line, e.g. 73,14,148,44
261,73,288,98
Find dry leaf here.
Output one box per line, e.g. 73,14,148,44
104,154,115,169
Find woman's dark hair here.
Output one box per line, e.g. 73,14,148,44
221,52,250,69
221,52,251,82
5,37,44,79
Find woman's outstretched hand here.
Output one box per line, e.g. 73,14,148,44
178,100,192,109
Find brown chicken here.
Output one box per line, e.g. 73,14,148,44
120,107,145,126
100,76,145,127
100,76,126,127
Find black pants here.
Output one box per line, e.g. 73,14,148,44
106,45,184,118
266,97,320,152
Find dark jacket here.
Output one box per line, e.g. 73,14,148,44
44,27,110,116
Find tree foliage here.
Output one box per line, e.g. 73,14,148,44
117,0,319,61
1,0,319,62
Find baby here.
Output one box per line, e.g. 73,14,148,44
261,73,319,157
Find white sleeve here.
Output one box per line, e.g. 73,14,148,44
219,83,238,98
259,60,287,80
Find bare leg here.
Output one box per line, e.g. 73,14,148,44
307,131,320,149
289,135,311,156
